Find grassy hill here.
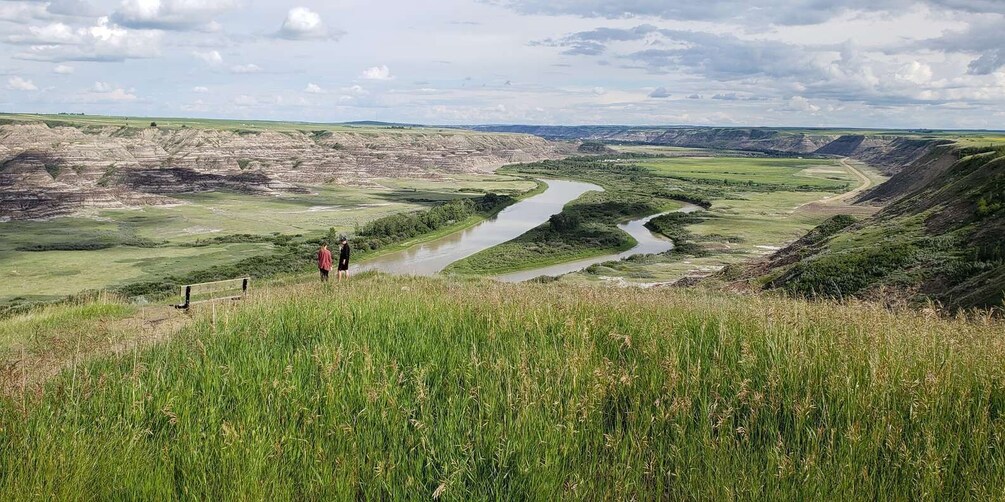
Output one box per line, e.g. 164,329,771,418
751,144,1005,310
2,274,1004,498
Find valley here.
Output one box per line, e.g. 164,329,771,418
2,116,1004,499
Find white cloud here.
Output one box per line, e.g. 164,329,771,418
193,50,223,65
53,65,74,74
343,84,368,95
896,61,933,84
193,86,209,93
112,0,239,31
305,83,324,93
85,81,138,101
8,22,78,44
648,87,671,98
787,96,820,113
10,17,161,62
230,63,262,74
0,2,48,23
278,7,338,40
8,77,38,91
360,65,393,80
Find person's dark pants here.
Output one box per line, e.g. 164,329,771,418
320,268,329,281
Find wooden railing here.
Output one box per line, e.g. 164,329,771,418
175,277,250,310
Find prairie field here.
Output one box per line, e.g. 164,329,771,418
0,174,535,304
1,274,1003,499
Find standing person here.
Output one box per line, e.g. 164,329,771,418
317,242,333,282
337,237,351,281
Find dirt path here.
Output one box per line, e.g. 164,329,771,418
796,158,880,216
808,158,874,205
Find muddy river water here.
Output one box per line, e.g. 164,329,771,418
359,179,698,281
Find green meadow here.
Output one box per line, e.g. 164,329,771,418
635,156,857,189
0,175,536,304
448,151,870,279
1,274,1003,498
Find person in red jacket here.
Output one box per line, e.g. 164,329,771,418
317,242,333,282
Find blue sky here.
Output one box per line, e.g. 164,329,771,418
1,0,1003,128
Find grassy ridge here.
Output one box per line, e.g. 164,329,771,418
761,147,1005,309
2,275,1004,498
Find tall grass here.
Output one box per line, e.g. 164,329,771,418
2,275,1004,499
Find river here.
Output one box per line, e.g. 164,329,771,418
357,179,600,276
493,203,703,282
359,179,699,281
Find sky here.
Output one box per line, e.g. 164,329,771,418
0,0,1003,128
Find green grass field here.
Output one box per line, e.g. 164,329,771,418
2,274,1003,498
0,113,478,136
448,151,868,280
636,157,856,190
0,175,537,304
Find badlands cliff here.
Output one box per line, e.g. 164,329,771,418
0,121,570,220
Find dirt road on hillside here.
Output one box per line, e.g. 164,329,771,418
797,158,880,216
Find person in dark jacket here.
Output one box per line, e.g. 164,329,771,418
337,237,351,281
317,242,332,282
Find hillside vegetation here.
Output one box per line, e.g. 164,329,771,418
756,145,1005,310
447,153,853,277
2,274,1003,498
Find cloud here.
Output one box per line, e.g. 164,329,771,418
0,2,48,23
920,18,1005,75
360,65,393,80
9,17,161,62
193,50,223,65
968,50,1004,75
112,0,238,31
46,0,101,17
687,94,701,99
230,63,261,73
305,83,324,93
895,61,933,84
53,64,74,74
711,93,767,101
787,96,820,113
625,30,818,81
489,0,1005,26
85,81,138,101
193,86,209,93
277,7,340,40
7,22,80,44
536,26,821,81
648,86,670,98
535,25,981,107
8,76,38,91
342,84,368,95
532,24,660,56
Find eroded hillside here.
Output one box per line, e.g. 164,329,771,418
467,125,945,174
0,121,570,220
750,144,1005,310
